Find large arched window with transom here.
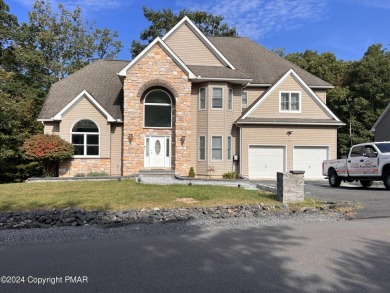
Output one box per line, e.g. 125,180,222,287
71,119,99,156
144,89,172,128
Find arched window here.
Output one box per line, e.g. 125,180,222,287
71,119,99,156
144,89,172,128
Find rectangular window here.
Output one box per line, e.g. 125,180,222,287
228,88,233,111
241,91,248,107
212,88,223,109
199,88,206,110
199,136,206,161
280,92,301,112
211,136,222,161
227,136,232,160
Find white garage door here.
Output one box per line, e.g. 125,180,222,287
293,146,328,178
248,146,285,179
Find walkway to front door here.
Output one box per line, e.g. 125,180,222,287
144,135,171,168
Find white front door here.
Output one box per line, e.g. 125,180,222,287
144,136,171,168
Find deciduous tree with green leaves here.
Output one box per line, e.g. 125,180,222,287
0,0,122,182
130,7,237,58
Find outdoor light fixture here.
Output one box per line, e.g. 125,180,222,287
128,133,134,142
180,136,186,144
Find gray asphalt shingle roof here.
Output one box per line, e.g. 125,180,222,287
38,60,129,120
39,35,332,121
187,65,251,80
207,36,332,87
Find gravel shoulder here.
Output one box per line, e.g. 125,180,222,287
0,212,345,246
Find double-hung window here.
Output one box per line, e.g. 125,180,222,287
211,136,222,160
212,88,223,109
71,119,99,156
199,88,206,110
280,92,300,112
199,136,206,161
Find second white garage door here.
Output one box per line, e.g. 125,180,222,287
248,146,285,179
293,146,328,178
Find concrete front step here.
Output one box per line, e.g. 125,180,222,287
138,169,175,176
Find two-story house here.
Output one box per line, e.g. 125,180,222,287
38,17,343,179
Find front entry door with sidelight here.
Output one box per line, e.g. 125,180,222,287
144,136,171,168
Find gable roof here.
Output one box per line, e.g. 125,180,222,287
162,16,236,70
371,103,390,131
39,60,128,121
207,36,332,88
236,69,343,126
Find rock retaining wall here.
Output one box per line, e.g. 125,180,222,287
0,204,345,230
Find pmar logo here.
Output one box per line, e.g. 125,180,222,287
65,276,88,283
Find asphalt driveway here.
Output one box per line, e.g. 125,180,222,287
254,179,390,219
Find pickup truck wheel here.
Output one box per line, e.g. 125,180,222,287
383,171,390,190
329,171,341,187
360,180,373,187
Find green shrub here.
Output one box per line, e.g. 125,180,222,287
222,172,238,179
188,167,195,178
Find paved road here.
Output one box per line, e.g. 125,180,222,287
257,179,390,219
0,218,389,293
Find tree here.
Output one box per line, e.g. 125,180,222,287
21,134,74,177
130,7,237,58
0,0,122,182
26,0,123,81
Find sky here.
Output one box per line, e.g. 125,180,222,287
8,0,390,61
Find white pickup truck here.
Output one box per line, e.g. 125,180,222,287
322,142,390,189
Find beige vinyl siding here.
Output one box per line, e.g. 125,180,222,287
314,89,327,104
191,83,208,175
43,122,60,134
240,125,337,177
165,23,224,66
59,96,111,158
241,87,266,111
248,74,330,119
110,123,122,176
375,112,390,141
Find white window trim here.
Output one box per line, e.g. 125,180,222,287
227,136,232,161
279,91,301,113
143,89,173,129
70,119,100,158
228,88,233,111
211,136,223,161
198,136,206,161
199,87,206,110
212,87,223,110
241,91,248,108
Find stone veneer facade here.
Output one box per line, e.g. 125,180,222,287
59,158,111,177
122,43,192,176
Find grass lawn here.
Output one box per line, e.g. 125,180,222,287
0,179,279,212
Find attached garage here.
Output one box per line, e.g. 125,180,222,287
293,146,328,178
248,146,285,179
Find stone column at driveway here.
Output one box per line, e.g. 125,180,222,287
277,171,305,203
